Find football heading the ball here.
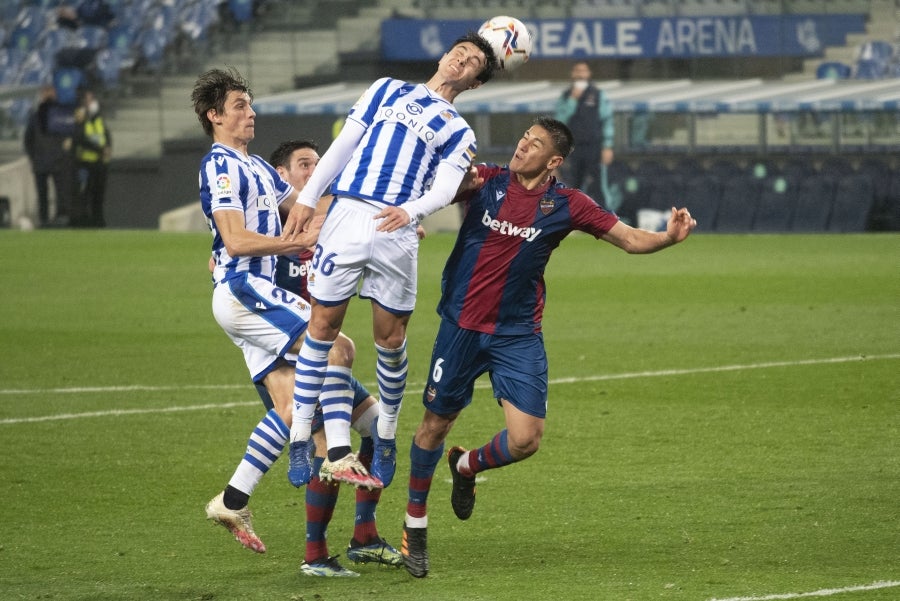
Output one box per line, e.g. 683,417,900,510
477,15,533,72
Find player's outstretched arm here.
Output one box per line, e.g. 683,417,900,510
601,207,696,254
281,203,315,241
218,209,322,256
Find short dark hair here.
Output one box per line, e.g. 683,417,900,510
191,67,253,137
534,116,574,159
269,139,319,169
451,32,498,84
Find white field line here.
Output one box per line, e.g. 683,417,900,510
709,580,900,601
1,353,897,425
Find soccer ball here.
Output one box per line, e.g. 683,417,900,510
477,16,532,72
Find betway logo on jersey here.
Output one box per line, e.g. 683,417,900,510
482,210,541,242
288,258,313,278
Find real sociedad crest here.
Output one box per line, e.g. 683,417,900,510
539,196,555,215
420,24,443,57
796,19,820,53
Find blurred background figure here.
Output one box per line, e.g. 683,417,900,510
23,85,76,228
555,61,616,210
72,88,112,227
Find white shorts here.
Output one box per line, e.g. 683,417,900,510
212,273,311,382
309,197,420,314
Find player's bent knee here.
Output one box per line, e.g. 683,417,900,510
329,333,356,366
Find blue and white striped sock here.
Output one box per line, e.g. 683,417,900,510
292,334,334,442
228,409,289,495
375,339,407,440
320,365,353,452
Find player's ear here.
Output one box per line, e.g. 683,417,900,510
206,108,221,124
548,155,564,171
468,80,482,91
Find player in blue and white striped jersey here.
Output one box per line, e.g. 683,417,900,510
192,69,388,562
280,32,499,494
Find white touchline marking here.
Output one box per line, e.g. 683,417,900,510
548,353,900,386
0,383,248,395
709,580,900,601
0,354,897,425
0,402,254,424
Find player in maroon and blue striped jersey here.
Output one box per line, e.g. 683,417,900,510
400,116,696,578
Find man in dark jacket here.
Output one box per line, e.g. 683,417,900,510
554,61,615,208
23,85,76,227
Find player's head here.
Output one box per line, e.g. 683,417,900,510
570,61,592,82
191,67,254,138
534,116,574,159
449,32,498,84
269,139,320,190
509,117,574,176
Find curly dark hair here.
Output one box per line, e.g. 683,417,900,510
451,31,498,84
191,67,253,137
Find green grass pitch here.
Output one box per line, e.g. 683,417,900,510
0,230,897,601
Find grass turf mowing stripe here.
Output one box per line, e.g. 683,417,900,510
1,353,896,424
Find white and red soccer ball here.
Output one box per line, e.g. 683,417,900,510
477,16,532,72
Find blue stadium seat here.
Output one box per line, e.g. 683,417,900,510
854,58,888,79
752,177,795,232
0,48,17,83
74,25,109,50
683,174,721,232
93,47,122,89
781,158,816,182
615,160,672,224
790,176,834,232
15,50,51,86
674,156,705,179
228,0,254,23
53,66,84,105
858,40,893,62
647,173,685,211
749,158,781,180
39,27,77,64
856,157,891,208
827,175,874,232
816,61,851,80
8,23,40,60
879,170,900,230
819,156,855,178
106,23,137,68
1,1,24,23
715,176,760,232
708,158,743,180
180,0,220,43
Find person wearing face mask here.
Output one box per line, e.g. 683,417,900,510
72,88,112,227
554,61,615,210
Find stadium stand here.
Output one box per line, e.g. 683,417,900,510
1,0,898,231
752,176,795,232
790,176,835,232
715,175,762,232
827,175,875,231
52,65,84,105
683,173,722,232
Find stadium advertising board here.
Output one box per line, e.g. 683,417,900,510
381,15,866,60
